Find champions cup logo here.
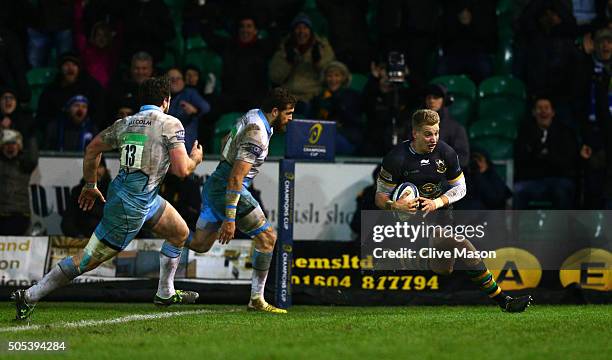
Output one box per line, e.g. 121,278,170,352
308,123,323,144
283,244,292,252
285,172,295,181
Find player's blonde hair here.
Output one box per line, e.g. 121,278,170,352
412,109,440,130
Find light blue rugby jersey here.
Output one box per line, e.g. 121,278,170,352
215,109,273,185
99,105,185,202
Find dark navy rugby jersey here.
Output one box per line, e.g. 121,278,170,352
378,140,463,199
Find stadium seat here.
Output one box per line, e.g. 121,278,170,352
211,112,241,153
349,73,368,92
28,87,44,113
430,75,477,126
27,67,57,86
469,136,513,160
185,35,207,51
495,42,514,75
496,0,514,29
478,76,526,122
163,0,185,17
366,1,378,42
184,48,222,79
479,98,525,124
183,46,223,93
430,74,477,100
157,51,177,72
479,75,525,99
469,118,517,140
299,0,329,38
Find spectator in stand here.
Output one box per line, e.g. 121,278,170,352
577,28,612,208
269,13,335,113
36,52,106,131
115,100,136,120
513,97,578,209
26,0,73,68
201,14,277,116
107,51,154,126
317,0,371,73
74,0,122,89
514,0,580,127
310,61,363,155
0,88,35,146
121,0,175,64
362,59,420,157
410,84,470,168
437,0,497,84
43,95,97,152
167,68,211,150
457,147,512,210
184,64,203,95
61,156,111,237
0,129,38,235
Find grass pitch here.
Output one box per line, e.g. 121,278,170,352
0,302,610,360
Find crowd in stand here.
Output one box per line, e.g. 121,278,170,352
2,0,612,235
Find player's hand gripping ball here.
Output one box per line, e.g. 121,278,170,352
391,182,420,220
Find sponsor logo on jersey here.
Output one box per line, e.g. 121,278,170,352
420,182,441,198
127,118,152,126
175,130,185,141
243,142,264,157
420,159,430,166
436,159,446,173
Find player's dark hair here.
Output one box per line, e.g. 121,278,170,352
138,76,170,106
532,96,555,110
261,87,297,113
412,109,440,130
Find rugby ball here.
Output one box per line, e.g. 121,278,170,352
392,182,419,202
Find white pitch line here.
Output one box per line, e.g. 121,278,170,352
0,308,226,333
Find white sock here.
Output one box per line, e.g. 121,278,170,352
26,265,71,303
156,253,180,298
251,269,269,300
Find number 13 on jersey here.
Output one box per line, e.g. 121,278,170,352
120,133,147,169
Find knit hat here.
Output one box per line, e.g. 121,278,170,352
425,84,446,98
0,87,17,98
65,94,89,109
290,13,313,29
595,28,612,43
322,61,352,88
58,51,81,67
1,129,23,147
425,83,453,105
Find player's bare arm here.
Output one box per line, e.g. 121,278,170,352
218,159,253,244
78,133,114,211
169,140,203,178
